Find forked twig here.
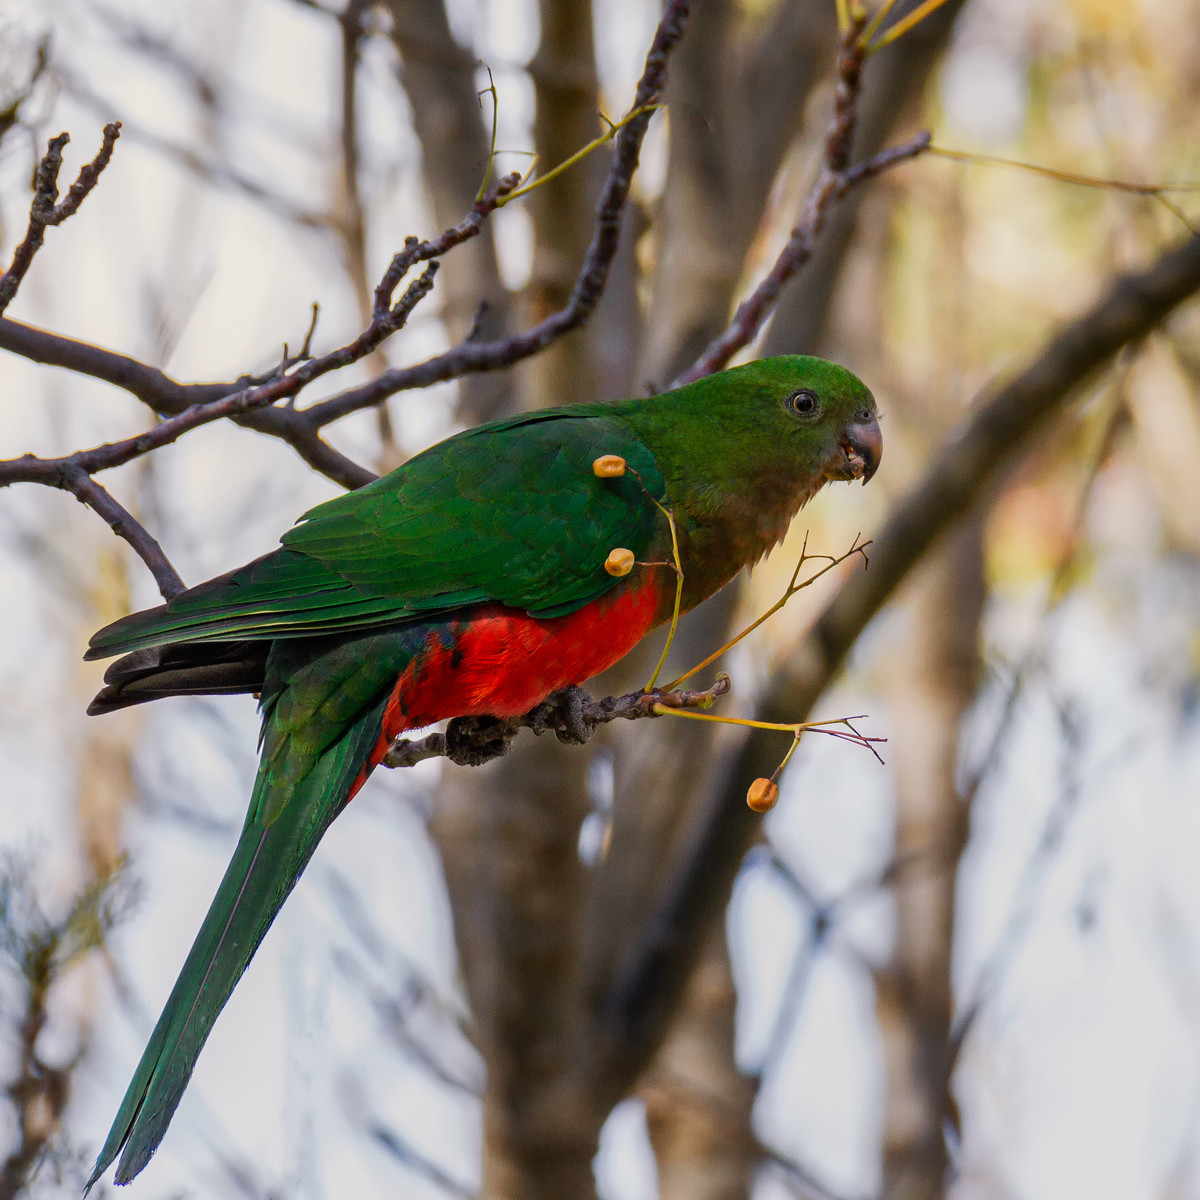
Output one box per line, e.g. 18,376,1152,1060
0,122,121,318
665,532,872,691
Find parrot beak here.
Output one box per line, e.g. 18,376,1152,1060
830,411,883,484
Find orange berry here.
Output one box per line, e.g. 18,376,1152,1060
593,454,627,478
604,547,635,576
746,777,779,813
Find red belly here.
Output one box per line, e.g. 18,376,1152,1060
376,580,664,751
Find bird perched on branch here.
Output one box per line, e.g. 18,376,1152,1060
84,354,880,1188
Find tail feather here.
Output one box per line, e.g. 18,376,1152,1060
87,641,270,715
86,686,391,1189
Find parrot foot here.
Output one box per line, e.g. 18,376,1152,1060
443,715,517,766
529,685,596,746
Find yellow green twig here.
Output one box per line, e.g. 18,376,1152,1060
652,707,886,765
927,145,1200,194
653,708,859,736
643,501,684,692
865,0,954,51
859,0,901,47
473,66,500,205
928,145,1200,234
663,533,870,691
496,104,662,208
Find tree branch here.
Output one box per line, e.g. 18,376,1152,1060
673,22,931,386
0,258,442,487
0,318,376,490
301,0,691,427
384,676,731,769
2,0,693,503
58,468,185,600
0,122,121,318
593,228,1200,1099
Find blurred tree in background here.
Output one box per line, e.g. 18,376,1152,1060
2,1,1200,1199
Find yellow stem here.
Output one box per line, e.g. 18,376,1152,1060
497,105,661,207
770,733,804,783
644,504,685,692
1155,194,1200,236
664,536,869,691
927,145,1200,194
651,708,866,735
859,0,902,46
867,0,953,50
652,706,803,732
835,0,852,33
473,67,499,204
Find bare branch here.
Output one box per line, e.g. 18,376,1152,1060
384,676,731,769
0,318,374,490
302,0,692,428
0,122,121,318
1,0,694,516
56,470,183,599
593,228,1200,1100
672,21,931,387
0,263,436,486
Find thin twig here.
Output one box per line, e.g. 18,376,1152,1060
642,502,684,692
1,1,694,496
0,263,441,488
300,0,691,427
496,104,661,207
59,469,185,600
866,0,957,50
665,532,872,690
0,318,374,490
673,130,930,386
927,144,1200,195
671,13,932,386
0,122,121,318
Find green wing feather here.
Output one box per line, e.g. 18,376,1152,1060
87,407,663,661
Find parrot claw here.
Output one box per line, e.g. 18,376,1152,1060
530,685,596,746
444,715,517,766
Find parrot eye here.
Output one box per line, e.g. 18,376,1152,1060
788,390,819,417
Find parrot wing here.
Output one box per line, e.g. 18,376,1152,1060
87,407,664,660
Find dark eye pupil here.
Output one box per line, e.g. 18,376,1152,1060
791,390,817,414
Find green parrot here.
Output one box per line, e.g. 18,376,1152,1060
84,354,880,1187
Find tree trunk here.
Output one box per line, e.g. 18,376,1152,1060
876,516,984,1200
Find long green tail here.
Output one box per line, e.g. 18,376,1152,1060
87,628,422,1188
